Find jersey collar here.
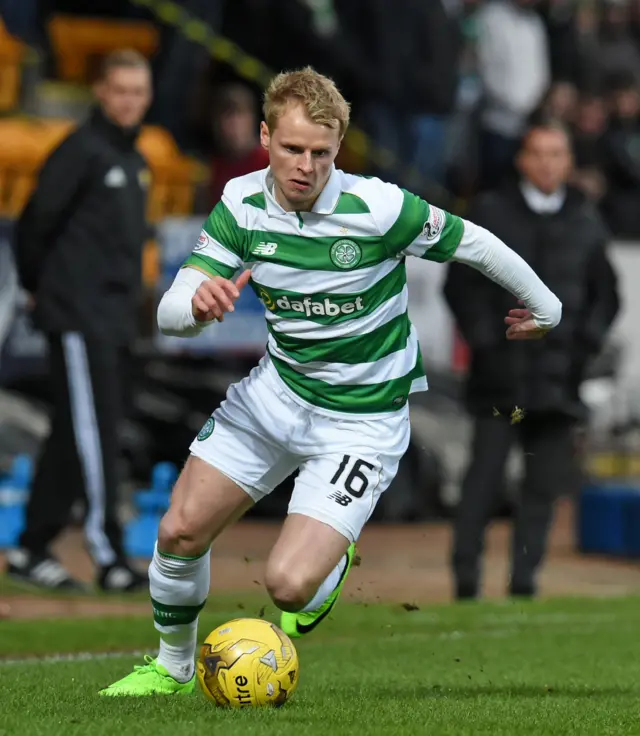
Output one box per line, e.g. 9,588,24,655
262,166,341,216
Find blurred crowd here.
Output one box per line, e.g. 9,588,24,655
157,0,640,238
6,0,640,236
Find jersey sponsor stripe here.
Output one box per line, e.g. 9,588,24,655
251,260,405,326
265,285,408,340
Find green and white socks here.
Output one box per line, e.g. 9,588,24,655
149,544,210,683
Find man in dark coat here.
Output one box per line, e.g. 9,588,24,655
444,121,620,599
8,50,153,592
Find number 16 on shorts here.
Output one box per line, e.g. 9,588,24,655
327,454,377,507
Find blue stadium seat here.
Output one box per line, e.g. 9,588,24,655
578,483,640,557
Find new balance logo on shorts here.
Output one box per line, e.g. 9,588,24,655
252,242,278,256
328,491,353,506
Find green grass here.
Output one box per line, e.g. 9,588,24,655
2,595,640,735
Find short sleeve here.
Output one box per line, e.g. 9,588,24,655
181,195,246,278
384,188,464,263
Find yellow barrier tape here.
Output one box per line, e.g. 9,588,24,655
129,0,455,206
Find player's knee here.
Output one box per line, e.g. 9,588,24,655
157,509,208,559
264,566,313,613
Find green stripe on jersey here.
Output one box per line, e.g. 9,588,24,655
384,190,429,255
203,201,246,259
242,192,266,210
182,253,236,279
334,192,371,214
268,311,411,365
269,351,424,413
251,260,405,325
245,231,389,271
382,189,465,262
422,215,464,262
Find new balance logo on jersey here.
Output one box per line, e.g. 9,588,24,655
261,293,365,317
252,242,278,256
328,491,353,506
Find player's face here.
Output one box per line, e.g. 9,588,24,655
260,103,341,211
95,67,152,130
517,128,572,195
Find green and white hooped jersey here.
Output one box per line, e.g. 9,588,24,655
183,167,464,415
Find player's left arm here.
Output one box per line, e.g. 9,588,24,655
385,189,562,340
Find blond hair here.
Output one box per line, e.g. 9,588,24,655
263,66,350,138
98,49,150,81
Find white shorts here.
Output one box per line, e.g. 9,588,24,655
189,358,411,543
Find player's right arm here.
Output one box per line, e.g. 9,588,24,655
157,194,250,337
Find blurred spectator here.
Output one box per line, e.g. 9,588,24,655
209,83,269,207
600,72,640,236
444,121,620,599
220,1,375,118
476,0,550,190
596,0,640,84
8,50,153,593
147,0,222,151
543,81,578,125
540,0,584,84
571,91,609,203
346,0,462,186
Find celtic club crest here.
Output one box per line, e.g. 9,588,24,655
197,416,215,441
330,239,362,270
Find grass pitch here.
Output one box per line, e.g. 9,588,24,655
1,594,640,735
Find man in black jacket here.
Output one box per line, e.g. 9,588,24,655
444,121,620,599
8,49,152,591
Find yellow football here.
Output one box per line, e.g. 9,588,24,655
196,617,299,708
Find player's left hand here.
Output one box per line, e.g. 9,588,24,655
504,307,549,340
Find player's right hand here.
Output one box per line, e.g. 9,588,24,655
191,269,252,323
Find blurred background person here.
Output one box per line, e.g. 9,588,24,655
571,90,609,203
543,81,578,125
600,72,640,236
475,0,550,190
7,50,152,592
208,83,269,208
596,0,640,85
346,0,463,188
444,121,620,600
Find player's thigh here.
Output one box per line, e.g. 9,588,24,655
163,362,299,556
291,409,410,545
190,361,300,504
267,409,410,587
159,455,253,557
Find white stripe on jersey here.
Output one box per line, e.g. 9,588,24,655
252,258,400,295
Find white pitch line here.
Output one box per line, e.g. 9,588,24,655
0,649,152,667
